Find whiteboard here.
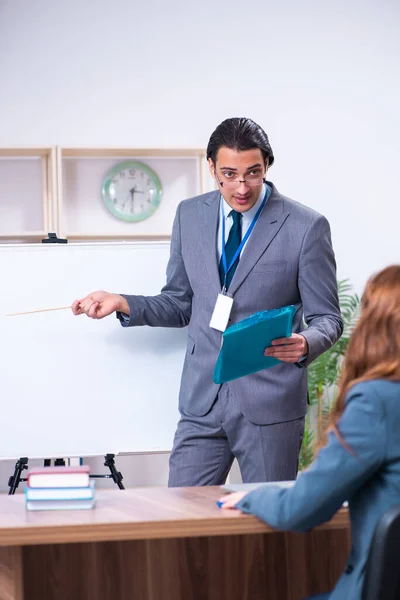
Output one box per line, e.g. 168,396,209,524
0,242,186,459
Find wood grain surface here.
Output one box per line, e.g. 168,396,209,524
0,487,350,600
0,486,349,547
0,547,23,600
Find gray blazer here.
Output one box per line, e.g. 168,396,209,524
120,183,342,424
236,379,400,600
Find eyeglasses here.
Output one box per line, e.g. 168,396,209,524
214,171,266,190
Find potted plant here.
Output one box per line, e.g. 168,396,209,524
299,280,360,470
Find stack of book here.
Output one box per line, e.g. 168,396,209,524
25,465,96,511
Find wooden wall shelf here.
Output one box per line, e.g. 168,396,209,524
0,148,56,242
0,146,215,243
55,147,214,241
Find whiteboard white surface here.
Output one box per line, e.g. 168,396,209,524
0,242,186,459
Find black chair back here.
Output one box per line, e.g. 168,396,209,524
362,504,400,600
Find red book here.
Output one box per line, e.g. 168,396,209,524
27,466,90,488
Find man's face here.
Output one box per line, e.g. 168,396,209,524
208,146,268,213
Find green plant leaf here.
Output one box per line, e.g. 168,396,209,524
301,279,360,468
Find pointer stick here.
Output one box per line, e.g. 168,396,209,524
6,306,72,317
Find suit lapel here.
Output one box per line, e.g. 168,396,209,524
228,185,290,296
197,185,290,294
198,191,221,291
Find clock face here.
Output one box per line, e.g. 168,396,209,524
102,160,162,222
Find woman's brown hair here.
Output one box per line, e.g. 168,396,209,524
327,265,400,449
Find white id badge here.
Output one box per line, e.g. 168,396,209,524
209,293,233,332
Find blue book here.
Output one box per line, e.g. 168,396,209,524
213,305,297,384
25,480,95,501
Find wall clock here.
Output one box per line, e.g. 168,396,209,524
102,160,162,222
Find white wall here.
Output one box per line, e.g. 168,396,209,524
0,0,399,491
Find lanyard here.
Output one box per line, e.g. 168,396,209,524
221,186,269,291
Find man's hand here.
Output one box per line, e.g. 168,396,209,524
71,291,129,320
264,333,308,363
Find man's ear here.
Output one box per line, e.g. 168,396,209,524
208,158,216,179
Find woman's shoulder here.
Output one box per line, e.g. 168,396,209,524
345,379,400,406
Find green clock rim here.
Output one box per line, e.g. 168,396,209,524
102,160,162,223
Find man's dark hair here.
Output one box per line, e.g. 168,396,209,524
206,117,274,167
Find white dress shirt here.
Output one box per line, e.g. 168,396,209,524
217,184,269,261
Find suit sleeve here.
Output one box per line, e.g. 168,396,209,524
297,215,343,366
116,202,193,328
235,383,386,532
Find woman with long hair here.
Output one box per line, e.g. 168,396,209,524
219,265,400,600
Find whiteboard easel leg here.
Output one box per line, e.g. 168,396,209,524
90,454,125,490
8,457,29,495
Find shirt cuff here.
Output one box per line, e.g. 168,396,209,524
295,353,308,369
116,311,130,325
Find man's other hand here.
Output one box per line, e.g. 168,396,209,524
71,291,129,320
264,333,308,362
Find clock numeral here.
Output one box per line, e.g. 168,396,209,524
120,171,126,178
147,178,151,185
129,169,136,177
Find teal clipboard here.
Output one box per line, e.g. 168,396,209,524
213,305,297,384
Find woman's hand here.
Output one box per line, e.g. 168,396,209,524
218,491,248,510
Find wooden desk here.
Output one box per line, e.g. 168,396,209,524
0,486,350,600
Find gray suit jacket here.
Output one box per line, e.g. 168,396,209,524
236,380,400,600
120,183,342,424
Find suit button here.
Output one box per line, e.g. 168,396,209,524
242,501,250,509
345,565,353,574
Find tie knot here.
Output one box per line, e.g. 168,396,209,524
229,210,242,224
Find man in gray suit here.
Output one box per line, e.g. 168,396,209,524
72,117,342,486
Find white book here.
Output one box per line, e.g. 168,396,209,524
26,498,96,511
27,467,90,489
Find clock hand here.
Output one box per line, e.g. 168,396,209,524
122,192,131,210
128,186,145,213
130,188,135,213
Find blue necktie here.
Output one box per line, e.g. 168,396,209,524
219,210,242,290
